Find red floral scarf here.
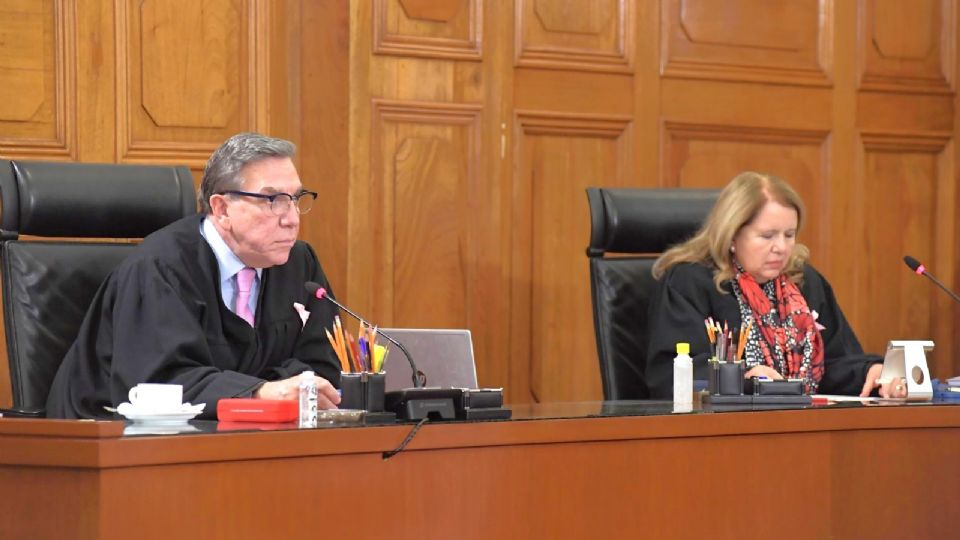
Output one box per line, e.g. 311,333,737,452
736,271,824,388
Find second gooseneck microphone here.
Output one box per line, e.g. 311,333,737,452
903,255,960,305
304,282,424,388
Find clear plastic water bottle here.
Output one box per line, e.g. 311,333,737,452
673,342,693,406
298,370,318,428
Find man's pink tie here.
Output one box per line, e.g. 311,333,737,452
235,267,256,327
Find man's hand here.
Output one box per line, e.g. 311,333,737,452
255,374,341,409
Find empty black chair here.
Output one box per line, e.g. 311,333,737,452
586,187,718,400
0,159,196,415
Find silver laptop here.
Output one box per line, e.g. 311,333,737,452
379,328,478,391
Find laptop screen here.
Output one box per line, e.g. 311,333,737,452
378,328,478,391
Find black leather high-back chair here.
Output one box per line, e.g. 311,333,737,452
586,187,719,400
0,159,196,415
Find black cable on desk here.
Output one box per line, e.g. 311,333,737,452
382,418,429,460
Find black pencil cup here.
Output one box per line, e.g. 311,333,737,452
709,361,720,395
340,372,363,409
715,362,745,395
340,372,385,412
364,372,385,412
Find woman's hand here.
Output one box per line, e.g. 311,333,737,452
255,374,341,409
743,365,784,380
859,363,908,398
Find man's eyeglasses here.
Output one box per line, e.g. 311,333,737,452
219,190,318,216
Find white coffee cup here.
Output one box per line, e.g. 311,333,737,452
127,383,183,411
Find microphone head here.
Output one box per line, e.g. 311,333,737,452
903,255,924,274
304,281,327,299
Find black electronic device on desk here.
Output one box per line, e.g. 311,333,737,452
304,283,511,422
376,326,510,420
385,387,511,421
704,359,811,407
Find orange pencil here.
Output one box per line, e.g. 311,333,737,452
326,328,348,371
347,333,359,373
737,321,752,361
334,316,347,364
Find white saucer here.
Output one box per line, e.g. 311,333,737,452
115,402,205,424
124,424,201,436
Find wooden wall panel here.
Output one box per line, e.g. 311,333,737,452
365,100,483,327
860,0,954,93
515,0,633,72
858,135,957,377
662,0,832,85
116,0,262,169
299,0,350,308
0,0,318,408
855,0,959,377
0,0,75,159
662,123,829,255
512,112,632,402
355,99,505,389
349,0,511,394
373,0,482,60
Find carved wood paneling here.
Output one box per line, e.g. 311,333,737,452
515,0,633,73
662,122,830,261
858,133,955,377
662,0,832,86
513,111,633,403
372,0,482,60
859,0,955,94
0,0,75,159
365,100,490,336
115,0,265,169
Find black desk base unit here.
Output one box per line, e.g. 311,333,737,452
384,388,511,421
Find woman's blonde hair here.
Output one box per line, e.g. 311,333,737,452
651,171,810,291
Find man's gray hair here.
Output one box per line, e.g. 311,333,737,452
198,132,297,213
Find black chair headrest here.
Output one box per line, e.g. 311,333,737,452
0,160,196,238
587,188,719,256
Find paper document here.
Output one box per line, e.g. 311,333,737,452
812,395,906,403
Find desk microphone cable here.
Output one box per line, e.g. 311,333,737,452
382,418,429,460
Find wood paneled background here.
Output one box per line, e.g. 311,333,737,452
1,0,958,406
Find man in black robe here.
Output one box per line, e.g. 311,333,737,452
46,133,342,419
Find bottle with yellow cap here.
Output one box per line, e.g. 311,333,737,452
673,342,693,406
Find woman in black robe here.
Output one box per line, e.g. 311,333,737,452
645,172,902,399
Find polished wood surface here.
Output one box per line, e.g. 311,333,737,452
2,1,960,409
1,403,959,539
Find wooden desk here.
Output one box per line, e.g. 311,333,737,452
1,402,959,539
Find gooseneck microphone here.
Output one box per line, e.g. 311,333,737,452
903,255,960,305
304,282,424,388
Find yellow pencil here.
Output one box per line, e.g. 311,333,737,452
373,344,386,373
380,346,391,371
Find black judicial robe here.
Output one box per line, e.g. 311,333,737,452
645,262,881,399
45,214,342,419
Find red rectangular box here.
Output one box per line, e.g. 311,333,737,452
217,398,298,422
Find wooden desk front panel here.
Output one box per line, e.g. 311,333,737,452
1,407,959,539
